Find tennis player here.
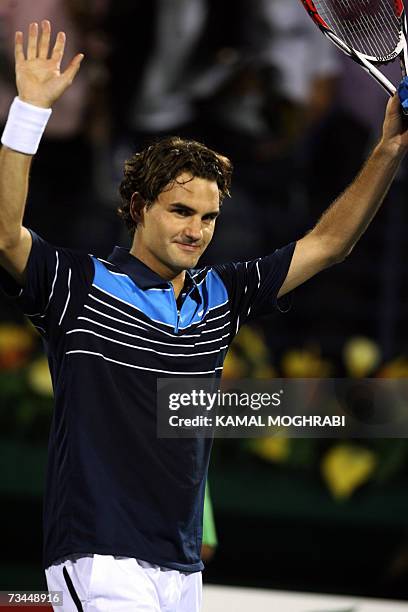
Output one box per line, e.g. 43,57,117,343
0,21,407,612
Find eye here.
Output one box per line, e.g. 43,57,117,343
173,208,190,217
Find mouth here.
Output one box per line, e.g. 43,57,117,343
174,242,201,252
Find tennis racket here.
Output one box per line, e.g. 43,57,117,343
300,0,408,102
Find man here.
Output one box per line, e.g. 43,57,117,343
0,21,407,612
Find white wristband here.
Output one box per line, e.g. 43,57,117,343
1,97,52,155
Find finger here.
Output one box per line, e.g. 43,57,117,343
62,53,84,85
388,92,401,115
14,31,24,64
27,22,39,60
51,31,66,67
38,20,51,59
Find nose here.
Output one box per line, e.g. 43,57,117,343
184,217,203,242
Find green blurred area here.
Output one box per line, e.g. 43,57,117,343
1,323,408,595
1,438,408,594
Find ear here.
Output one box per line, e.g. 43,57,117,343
130,192,147,227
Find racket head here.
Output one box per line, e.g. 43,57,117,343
301,0,406,63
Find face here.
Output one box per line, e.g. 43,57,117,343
132,172,220,279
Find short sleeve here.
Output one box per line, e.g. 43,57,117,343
213,242,295,332
0,230,94,338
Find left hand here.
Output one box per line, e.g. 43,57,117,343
380,93,408,157
15,20,84,109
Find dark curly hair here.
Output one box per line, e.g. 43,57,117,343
118,136,233,234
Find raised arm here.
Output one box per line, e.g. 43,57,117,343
278,94,408,297
0,20,83,285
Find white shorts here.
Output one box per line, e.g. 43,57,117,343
45,554,202,612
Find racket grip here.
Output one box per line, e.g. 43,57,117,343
398,77,408,115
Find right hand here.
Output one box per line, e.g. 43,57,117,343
15,20,84,109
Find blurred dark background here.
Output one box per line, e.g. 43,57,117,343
1,0,408,601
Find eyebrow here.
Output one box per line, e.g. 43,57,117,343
170,202,220,216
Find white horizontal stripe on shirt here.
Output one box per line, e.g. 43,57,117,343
93,282,230,333
65,349,221,375
202,321,230,334
87,295,201,338
76,316,195,347
92,284,175,328
200,310,230,325
195,333,229,346
66,328,228,357
207,298,229,312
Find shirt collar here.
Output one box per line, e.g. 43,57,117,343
107,246,199,293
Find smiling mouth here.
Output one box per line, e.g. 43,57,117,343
175,243,201,252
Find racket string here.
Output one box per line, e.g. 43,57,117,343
343,0,394,57
360,1,398,57
342,0,378,55
325,0,378,56
365,7,392,57
352,4,381,56
320,0,361,51
376,9,396,56
317,0,371,54
340,0,372,53
314,0,401,59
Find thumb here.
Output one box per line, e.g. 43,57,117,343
62,53,84,86
384,92,401,120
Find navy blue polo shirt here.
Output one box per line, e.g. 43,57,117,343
0,230,295,571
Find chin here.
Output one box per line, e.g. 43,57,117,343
170,247,203,268
178,254,201,269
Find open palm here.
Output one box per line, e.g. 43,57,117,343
15,20,84,109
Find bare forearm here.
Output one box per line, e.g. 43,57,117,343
311,141,405,261
0,20,83,245
0,145,32,248
279,94,408,297
0,22,83,284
